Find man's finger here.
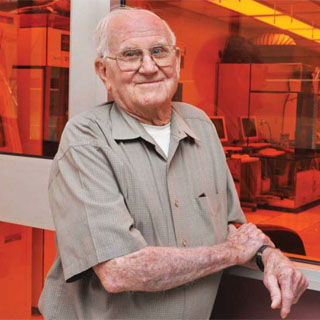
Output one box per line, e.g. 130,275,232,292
292,273,309,304
264,273,281,309
227,224,237,233
279,273,294,319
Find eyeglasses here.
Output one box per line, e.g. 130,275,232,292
103,45,179,72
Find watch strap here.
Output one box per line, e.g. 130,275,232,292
256,245,273,272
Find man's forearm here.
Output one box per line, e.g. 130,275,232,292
94,244,235,293
94,223,271,293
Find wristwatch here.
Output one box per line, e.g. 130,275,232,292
256,245,273,272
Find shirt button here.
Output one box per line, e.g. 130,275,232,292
174,199,179,207
182,239,187,246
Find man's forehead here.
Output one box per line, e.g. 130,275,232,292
116,29,170,46
108,12,171,50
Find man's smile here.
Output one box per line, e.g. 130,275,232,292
135,80,164,85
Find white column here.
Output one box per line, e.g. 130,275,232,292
69,0,120,118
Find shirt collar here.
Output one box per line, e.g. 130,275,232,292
110,102,200,142
110,103,144,140
171,103,200,142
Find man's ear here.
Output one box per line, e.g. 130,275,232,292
175,49,181,80
94,58,112,91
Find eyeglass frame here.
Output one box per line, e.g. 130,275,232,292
102,44,180,72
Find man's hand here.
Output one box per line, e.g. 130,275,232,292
262,247,309,319
226,223,274,265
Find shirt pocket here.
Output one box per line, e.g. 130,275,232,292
193,191,228,244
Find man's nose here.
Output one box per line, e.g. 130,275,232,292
138,54,158,74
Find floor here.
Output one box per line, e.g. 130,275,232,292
244,204,320,260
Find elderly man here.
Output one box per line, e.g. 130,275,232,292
39,7,308,320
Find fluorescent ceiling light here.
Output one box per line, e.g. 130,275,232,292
208,0,320,43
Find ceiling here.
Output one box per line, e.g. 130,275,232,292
167,0,320,52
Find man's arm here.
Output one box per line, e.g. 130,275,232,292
93,223,271,292
94,223,308,319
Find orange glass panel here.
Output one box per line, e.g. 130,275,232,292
0,4,70,157
0,2,70,319
128,0,320,262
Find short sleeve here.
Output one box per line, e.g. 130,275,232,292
49,142,147,282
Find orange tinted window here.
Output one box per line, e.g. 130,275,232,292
127,0,320,263
0,2,70,157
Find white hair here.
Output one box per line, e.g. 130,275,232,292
94,6,176,58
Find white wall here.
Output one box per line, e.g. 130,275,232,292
0,154,53,229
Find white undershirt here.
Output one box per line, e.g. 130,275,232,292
140,122,171,157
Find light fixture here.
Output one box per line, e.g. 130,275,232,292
253,33,296,46
208,0,320,43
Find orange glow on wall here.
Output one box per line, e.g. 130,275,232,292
208,0,320,43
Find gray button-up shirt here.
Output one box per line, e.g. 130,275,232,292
39,102,246,320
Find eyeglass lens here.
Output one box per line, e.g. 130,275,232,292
117,46,177,71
